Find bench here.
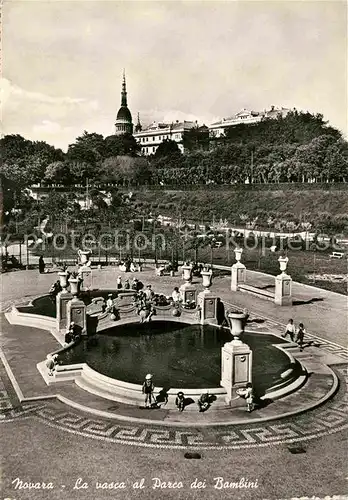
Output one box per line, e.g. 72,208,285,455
329,252,344,259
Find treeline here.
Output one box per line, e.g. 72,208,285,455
150,112,348,184
0,111,347,191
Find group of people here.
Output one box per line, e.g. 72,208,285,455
283,319,307,351
119,257,141,273
142,374,254,413
116,276,144,291
134,287,156,323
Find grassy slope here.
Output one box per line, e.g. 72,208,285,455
134,187,348,222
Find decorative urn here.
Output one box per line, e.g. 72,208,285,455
278,256,289,274
234,247,243,263
181,263,192,283
201,269,213,291
58,271,69,292
226,310,248,343
68,278,80,297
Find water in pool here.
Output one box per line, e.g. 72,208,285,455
58,321,289,394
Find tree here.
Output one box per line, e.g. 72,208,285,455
44,161,72,185
104,133,140,157
154,139,182,159
67,131,104,165
100,156,151,186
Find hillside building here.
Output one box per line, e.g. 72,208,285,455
209,106,290,138
134,120,198,156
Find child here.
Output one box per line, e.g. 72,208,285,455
296,323,306,351
197,393,210,412
282,319,296,341
142,374,155,408
106,294,113,312
46,354,58,376
172,287,181,303
175,392,185,412
237,382,254,412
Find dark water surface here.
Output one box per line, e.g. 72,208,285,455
58,321,289,393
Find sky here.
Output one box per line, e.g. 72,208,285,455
2,0,347,151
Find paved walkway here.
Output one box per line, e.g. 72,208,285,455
2,266,346,344
1,267,348,500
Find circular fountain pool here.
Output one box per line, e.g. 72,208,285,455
58,321,289,394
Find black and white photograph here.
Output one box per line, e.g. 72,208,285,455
0,1,347,499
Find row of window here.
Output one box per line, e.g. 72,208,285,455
138,133,182,143
141,146,157,154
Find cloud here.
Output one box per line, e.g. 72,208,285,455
1,78,99,110
139,108,217,129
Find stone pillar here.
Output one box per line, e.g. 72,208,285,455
56,271,72,331
179,263,197,304
231,247,246,291
221,311,252,406
197,289,218,325
274,256,292,306
66,278,87,335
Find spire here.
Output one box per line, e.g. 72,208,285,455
135,112,142,132
121,69,127,107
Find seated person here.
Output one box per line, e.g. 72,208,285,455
197,393,210,412
119,262,127,272
49,280,62,300
131,278,139,291
151,388,169,408
66,321,82,342
154,294,169,306
130,262,136,273
144,285,154,301
172,287,181,303
155,265,165,276
175,392,185,412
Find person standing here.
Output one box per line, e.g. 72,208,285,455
237,382,255,412
106,294,114,313
282,319,296,341
296,323,306,351
142,374,155,408
117,276,122,289
39,255,45,274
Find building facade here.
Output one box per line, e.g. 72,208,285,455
209,106,290,138
134,120,198,156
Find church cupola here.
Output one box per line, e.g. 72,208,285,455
115,70,133,135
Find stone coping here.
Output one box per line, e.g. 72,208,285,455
30,365,336,428
35,338,306,418
8,300,305,410
3,290,340,428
